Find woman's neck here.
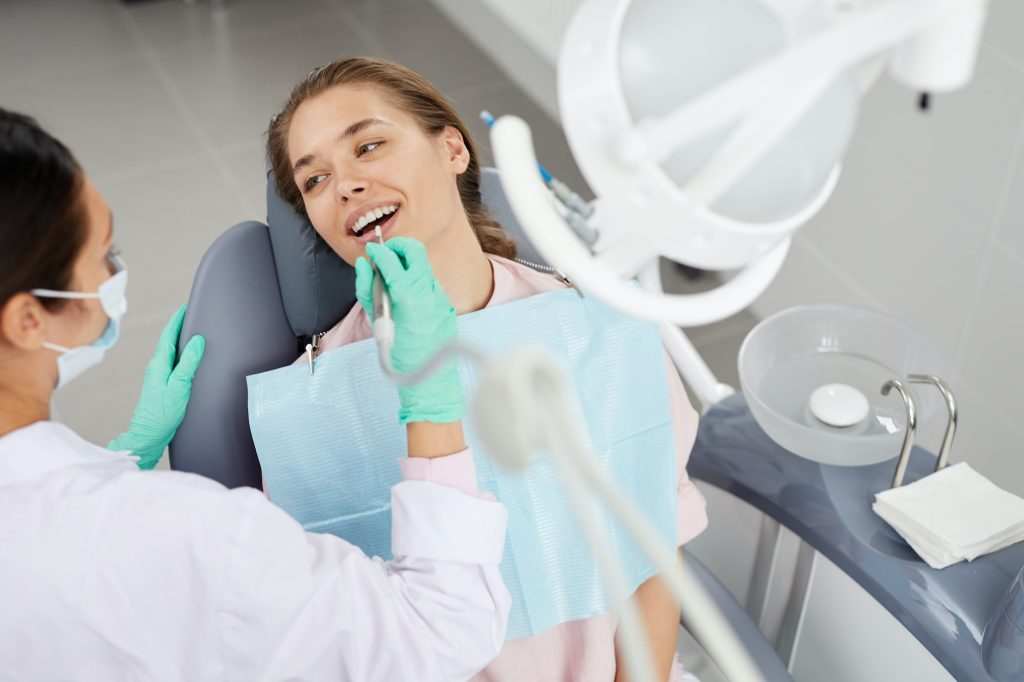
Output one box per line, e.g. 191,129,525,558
427,216,495,314
0,361,50,439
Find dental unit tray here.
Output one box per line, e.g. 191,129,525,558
689,393,1024,682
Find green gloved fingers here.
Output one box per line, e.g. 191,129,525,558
362,238,464,425
108,304,206,469
354,255,376,322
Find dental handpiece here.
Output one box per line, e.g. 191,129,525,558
371,226,392,323
371,226,395,371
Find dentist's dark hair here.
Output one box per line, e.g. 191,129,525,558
267,57,518,260
0,108,85,312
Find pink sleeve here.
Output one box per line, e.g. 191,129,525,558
399,448,485,497
663,352,708,545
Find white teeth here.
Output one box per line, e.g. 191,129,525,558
352,204,398,234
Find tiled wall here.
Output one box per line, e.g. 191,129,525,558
440,0,1024,495
754,0,1024,494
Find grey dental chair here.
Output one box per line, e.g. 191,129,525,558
168,165,793,682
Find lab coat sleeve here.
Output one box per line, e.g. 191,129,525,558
219,482,510,682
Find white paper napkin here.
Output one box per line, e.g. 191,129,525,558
873,463,1024,569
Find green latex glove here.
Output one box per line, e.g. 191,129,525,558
108,304,206,469
355,237,464,425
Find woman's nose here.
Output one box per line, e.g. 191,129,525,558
335,177,368,202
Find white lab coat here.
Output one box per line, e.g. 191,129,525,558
0,421,510,681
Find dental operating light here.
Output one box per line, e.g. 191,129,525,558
492,0,987,328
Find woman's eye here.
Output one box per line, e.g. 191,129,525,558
305,174,327,191
357,141,382,157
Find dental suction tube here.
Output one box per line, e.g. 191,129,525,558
491,115,791,327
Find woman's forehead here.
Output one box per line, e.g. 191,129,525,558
307,84,390,117
288,85,412,155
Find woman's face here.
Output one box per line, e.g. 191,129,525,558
287,84,470,266
45,175,116,349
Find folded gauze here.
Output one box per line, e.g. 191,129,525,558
874,462,1024,569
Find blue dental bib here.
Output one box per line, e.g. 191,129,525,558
248,288,678,640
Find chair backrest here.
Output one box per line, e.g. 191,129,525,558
168,167,543,488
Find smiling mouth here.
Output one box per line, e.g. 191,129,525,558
352,205,399,237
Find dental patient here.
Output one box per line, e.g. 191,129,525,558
264,57,708,682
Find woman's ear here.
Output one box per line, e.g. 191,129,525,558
0,293,47,351
442,125,471,174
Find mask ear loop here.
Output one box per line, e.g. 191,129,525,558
30,252,126,303
28,289,101,301
32,252,128,348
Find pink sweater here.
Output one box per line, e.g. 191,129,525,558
305,255,707,681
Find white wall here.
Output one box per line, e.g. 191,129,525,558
435,0,1024,497
753,0,1024,497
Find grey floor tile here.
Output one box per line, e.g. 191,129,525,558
659,258,761,351
155,15,376,148
125,0,335,48
5,50,205,179
340,0,511,100
0,0,139,91
96,156,249,319
693,328,748,393
333,0,426,18
221,141,270,222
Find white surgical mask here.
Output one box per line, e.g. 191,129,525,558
31,253,128,389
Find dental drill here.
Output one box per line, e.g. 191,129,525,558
370,225,401,378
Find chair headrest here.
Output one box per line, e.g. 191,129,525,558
265,166,356,339
264,165,547,339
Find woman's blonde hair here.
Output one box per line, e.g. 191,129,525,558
267,57,517,260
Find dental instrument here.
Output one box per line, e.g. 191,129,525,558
480,110,598,246
367,228,490,387
370,225,396,372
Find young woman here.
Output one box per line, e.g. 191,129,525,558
0,108,510,681
267,57,709,682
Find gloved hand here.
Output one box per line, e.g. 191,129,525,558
108,304,206,469
355,237,464,425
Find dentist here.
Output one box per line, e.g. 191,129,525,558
0,108,509,681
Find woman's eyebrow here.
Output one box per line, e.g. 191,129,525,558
292,118,392,176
